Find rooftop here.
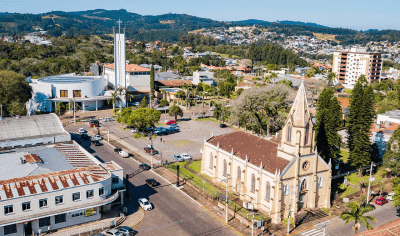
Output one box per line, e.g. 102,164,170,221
156,80,193,87
379,110,400,119
207,131,290,173
103,63,150,72
37,74,103,84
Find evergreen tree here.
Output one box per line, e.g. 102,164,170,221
383,126,400,176
315,88,342,163
150,64,155,99
140,97,148,108
347,75,375,176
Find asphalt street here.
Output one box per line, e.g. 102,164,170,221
65,123,238,236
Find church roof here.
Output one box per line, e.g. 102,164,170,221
208,131,290,173
287,81,310,127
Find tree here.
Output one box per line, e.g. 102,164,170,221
391,177,400,206
383,125,400,176
150,64,155,99
176,90,186,100
230,85,290,135
0,70,32,116
315,88,343,163
119,108,161,132
168,105,183,121
159,99,169,107
347,75,375,176
107,91,121,110
327,72,337,87
140,97,148,108
340,201,376,234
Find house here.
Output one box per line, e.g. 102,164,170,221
235,82,254,91
201,82,331,224
193,71,214,85
0,114,124,235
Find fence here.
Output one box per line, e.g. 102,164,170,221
332,162,382,179
49,220,114,236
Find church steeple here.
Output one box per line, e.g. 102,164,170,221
288,81,310,128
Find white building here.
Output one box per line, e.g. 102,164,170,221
0,114,124,235
28,74,110,112
376,110,400,125
114,29,126,89
192,71,214,85
332,48,382,86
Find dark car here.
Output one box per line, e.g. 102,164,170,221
156,130,169,136
114,147,122,153
116,226,137,236
81,133,89,139
219,124,227,128
145,178,158,187
89,120,99,127
93,140,101,146
166,127,179,134
139,164,151,171
144,147,159,155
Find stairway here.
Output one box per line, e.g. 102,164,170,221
295,208,330,226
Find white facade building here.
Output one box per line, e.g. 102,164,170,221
192,71,214,85
332,48,382,86
0,115,124,236
113,30,126,89
376,110,400,125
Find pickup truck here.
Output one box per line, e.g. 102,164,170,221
144,147,159,155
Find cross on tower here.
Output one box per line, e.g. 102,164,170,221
116,18,122,34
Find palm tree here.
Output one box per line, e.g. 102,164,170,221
270,73,278,84
126,93,134,108
340,201,376,235
107,91,121,110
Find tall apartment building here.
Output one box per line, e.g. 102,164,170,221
332,48,382,86
0,114,124,236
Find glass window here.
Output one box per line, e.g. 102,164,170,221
55,195,63,205
73,192,80,201
209,153,213,169
304,123,309,145
301,179,307,191
39,217,51,227
87,189,94,198
223,160,227,177
39,199,47,208
4,205,13,214
266,182,271,201
4,224,17,235
251,174,256,192
55,214,66,224
22,202,31,211
73,90,81,98
287,124,292,142
284,184,289,195
99,187,105,196
71,210,84,217
237,166,241,180
60,90,68,97
112,177,119,184
318,176,323,188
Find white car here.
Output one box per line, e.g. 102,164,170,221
104,117,115,122
93,135,102,141
131,129,138,133
119,151,129,158
138,198,152,211
102,229,123,236
182,153,192,160
78,128,85,134
387,192,396,201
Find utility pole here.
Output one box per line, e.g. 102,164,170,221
0,104,2,118
222,174,231,223
202,180,205,205
108,129,110,143
73,99,76,123
176,165,180,187
287,185,293,235
251,211,255,236
366,162,374,203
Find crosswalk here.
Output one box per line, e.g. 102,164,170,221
301,227,328,236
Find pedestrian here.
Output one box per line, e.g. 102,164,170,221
160,137,162,142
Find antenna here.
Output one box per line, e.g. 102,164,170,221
117,18,122,34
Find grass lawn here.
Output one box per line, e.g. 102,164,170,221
170,140,194,146
188,161,201,173
340,149,350,163
155,123,166,126
340,185,358,198
346,168,385,187
345,88,352,94
195,117,219,123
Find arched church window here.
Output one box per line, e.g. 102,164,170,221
237,166,241,180
266,182,271,201
251,174,256,192
300,179,307,191
287,124,292,142
304,123,309,145
318,176,323,188
223,159,227,176
209,153,213,169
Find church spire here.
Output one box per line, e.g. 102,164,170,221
288,80,310,127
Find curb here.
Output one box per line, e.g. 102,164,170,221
289,225,314,235
128,196,145,229
201,205,244,236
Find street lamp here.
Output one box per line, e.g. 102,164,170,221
148,130,154,167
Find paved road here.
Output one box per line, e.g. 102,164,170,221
65,124,238,236
294,200,399,236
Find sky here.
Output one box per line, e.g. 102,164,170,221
2,0,400,31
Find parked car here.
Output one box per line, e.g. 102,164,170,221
387,192,396,201
375,197,389,206
139,163,151,171
146,126,155,131
169,123,179,128
104,117,115,122
145,178,158,187
219,124,227,128
166,127,179,134
90,234,106,236
138,198,153,211
144,147,159,155
131,129,138,133
156,130,169,136
78,128,85,134
81,133,89,139
93,140,101,146
119,151,129,158
181,153,192,160
154,127,166,134
102,229,123,236
89,120,99,127
166,120,176,125
93,135,102,141
114,147,122,153
210,107,215,111
195,96,201,100
115,226,136,236
173,154,184,162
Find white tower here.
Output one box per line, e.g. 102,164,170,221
114,19,126,89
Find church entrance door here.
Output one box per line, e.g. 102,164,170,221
299,193,307,210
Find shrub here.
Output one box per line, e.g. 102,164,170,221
133,133,140,138
160,99,169,107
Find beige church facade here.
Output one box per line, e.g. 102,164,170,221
201,82,331,224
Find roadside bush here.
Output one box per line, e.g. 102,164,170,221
133,133,140,138
160,99,169,107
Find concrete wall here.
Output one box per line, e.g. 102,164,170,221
0,133,70,148
128,74,150,92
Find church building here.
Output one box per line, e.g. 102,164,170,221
201,82,331,224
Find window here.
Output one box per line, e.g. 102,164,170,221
55,214,66,224
304,123,309,145
84,207,97,217
4,205,13,214
99,187,105,196
73,90,81,98
209,153,213,169
22,202,31,211
112,176,119,184
223,159,227,177
87,189,94,198
318,176,323,188
71,210,84,217
55,195,63,205
300,179,307,191
237,166,241,181
283,184,289,195
287,124,292,142
39,199,47,208
4,224,17,235
251,174,256,192
266,182,271,201
60,90,68,97
39,217,51,227
73,192,80,201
